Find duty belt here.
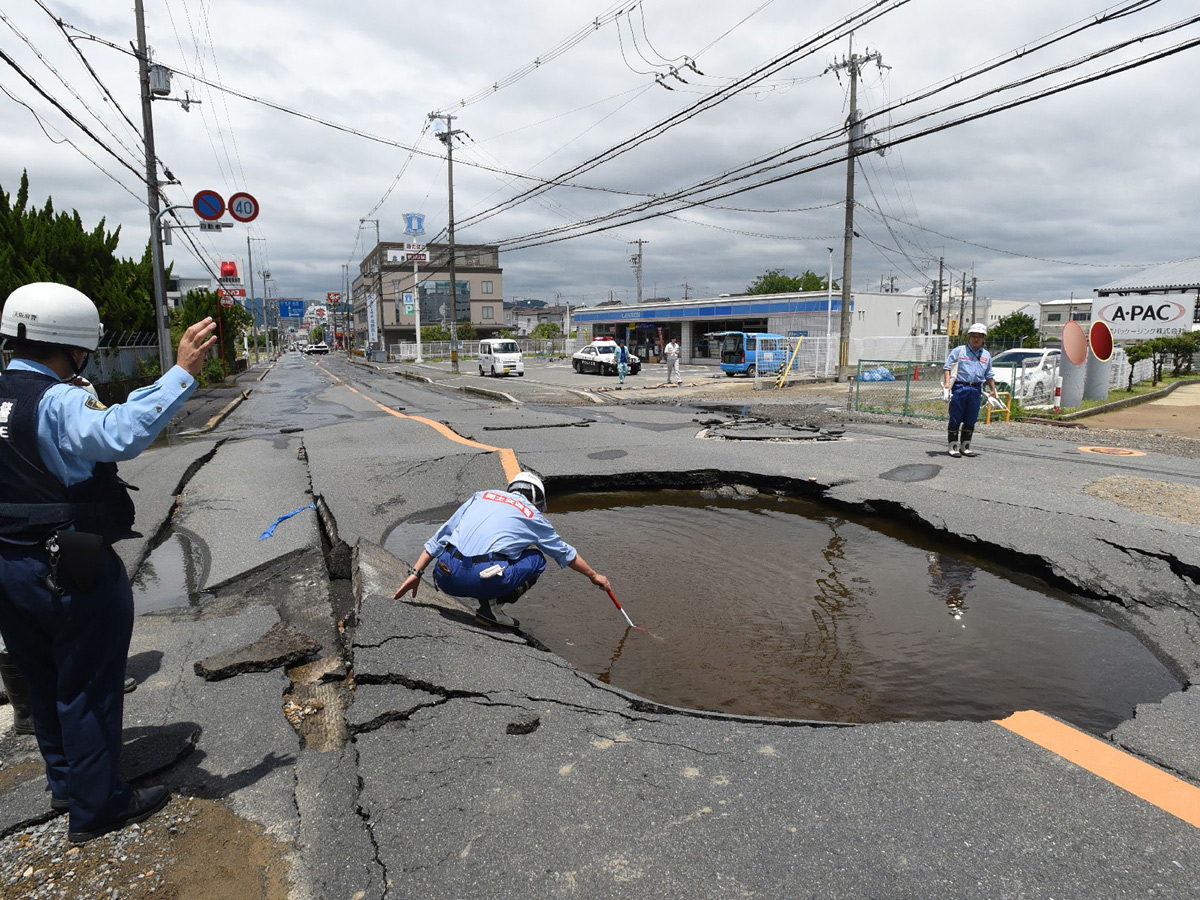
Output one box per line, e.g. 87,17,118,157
444,545,510,564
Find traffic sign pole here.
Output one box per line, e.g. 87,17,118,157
414,255,423,363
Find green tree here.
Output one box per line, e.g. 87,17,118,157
530,321,561,339
173,289,250,379
421,324,450,342
745,268,833,295
1124,342,1154,390
0,171,159,333
456,320,477,341
986,312,1040,347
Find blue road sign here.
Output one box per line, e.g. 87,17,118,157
403,212,426,235
193,190,224,221
279,300,305,318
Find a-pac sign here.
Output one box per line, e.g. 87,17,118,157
1093,298,1191,339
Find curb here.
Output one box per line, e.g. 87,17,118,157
1056,377,1200,421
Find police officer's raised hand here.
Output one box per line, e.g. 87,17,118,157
176,317,219,377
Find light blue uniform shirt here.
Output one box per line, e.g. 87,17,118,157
7,359,198,487
943,344,994,385
424,489,577,568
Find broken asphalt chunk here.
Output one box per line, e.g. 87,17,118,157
193,622,322,682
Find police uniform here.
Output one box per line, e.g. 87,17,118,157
0,358,196,835
943,342,995,451
424,489,577,604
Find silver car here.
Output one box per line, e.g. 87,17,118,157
991,348,1060,403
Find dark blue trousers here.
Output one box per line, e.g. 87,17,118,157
432,547,547,603
948,382,983,437
0,542,134,832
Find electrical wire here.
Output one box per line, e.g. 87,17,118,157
486,15,1200,250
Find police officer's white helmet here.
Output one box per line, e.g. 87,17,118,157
966,322,987,336
1,282,104,351
507,471,547,512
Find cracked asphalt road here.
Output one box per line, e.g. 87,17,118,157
2,354,1199,899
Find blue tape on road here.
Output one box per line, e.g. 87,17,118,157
259,504,316,540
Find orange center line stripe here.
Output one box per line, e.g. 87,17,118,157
995,710,1200,829
321,362,521,482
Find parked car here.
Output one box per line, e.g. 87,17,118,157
990,348,1059,403
572,339,641,376
478,338,524,377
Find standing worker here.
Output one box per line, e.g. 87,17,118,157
616,339,630,389
941,322,1001,457
663,335,682,386
393,471,610,628
0,282,217,843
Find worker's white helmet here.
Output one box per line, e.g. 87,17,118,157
1,282,104,351
966,322,987,336
507,471,547,512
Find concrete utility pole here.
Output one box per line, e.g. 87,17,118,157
936,256,945,334
430,113,464,373
134,0,172,376
360,218,380,355
958,270,968,331
971,274,978,324
826,36,886,378
629,240,647,303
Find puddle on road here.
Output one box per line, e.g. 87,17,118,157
132,532,212,614
386,489,1178,732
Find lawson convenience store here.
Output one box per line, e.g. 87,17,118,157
572,293,848,364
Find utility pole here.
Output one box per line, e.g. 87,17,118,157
936,256,945,334
134,0,172,376
826,36,886,377
360,218,380,356
958,270,967,331
629,240,647,303
971,274,978,324
429,113,464,373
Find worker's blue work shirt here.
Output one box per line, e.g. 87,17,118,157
5,359,197,486
424,490,577,568
943,344,994,386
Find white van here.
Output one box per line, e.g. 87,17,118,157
478,339,524,377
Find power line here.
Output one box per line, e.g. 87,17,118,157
486,14,1200,251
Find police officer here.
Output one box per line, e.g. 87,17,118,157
0,282,216,843
941,322,1001,457
393,471,611,628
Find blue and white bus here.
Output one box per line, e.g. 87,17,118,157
709,331,791,377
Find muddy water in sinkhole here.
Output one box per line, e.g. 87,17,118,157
391,488,1178,732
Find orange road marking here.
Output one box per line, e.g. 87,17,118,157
995,710,1200,829
321,362,521,481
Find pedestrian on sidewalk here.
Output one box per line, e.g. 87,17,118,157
393,471,611,628
616,340,630,389
664,336,682,386
941,322,1000,457
0,282,217,844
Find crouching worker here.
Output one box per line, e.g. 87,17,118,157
0,282,217,843
393,471,610,628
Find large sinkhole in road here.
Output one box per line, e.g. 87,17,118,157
388,489,1178,733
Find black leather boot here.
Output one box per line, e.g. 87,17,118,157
0,651,35,735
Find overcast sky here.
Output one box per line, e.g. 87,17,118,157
3,0,1198,309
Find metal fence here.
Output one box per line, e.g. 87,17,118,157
852,360,953,419
853,349,1163,417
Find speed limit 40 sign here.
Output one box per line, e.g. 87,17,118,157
228,192,260,223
